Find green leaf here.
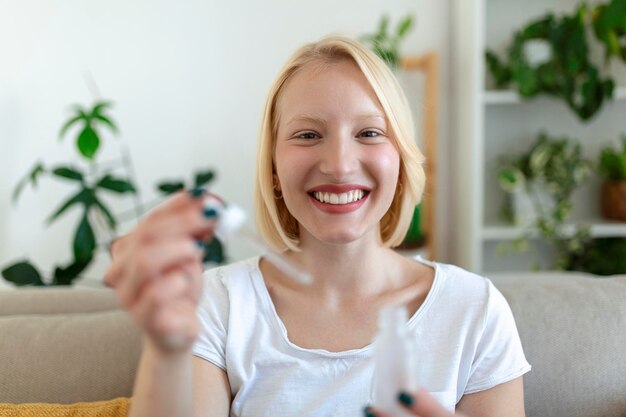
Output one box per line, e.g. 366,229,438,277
96,174,136,193
92,196,117,230
396,15,413,38
498,167,525,192
1,261,45,286
91,101,113,116
74,214,96,262
201,238,225,264
157,182,185,195
77,125,100,159
92,113,118,135
58,113,86,139
378,15,390,37
194,170,215,188
52,166,84,182
47,188,95,224
52,258,91,286
12,162,46,203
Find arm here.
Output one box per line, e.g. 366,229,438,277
456,376,525,417
367,377,525,417
129,346,231,417
105,191,229,417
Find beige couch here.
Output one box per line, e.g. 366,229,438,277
0,272,625,417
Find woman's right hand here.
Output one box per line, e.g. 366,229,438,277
104,190,218,355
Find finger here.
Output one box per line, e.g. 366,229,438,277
179,259,205,304
116,239,202,308
399,389,455,417
139,201,218,242
131,268,191,329
364,389,457,417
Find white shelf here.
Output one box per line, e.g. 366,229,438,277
482,219,626,241
484,87,626,105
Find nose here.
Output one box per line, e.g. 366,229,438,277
318,133,359,179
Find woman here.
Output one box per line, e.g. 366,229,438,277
105,36,530,417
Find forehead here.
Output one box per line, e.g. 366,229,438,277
276,59,385,120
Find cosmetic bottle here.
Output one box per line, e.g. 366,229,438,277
372,305,418,416
202,198,311,285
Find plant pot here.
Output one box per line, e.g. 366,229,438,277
509,184,554,226
601,181,626,221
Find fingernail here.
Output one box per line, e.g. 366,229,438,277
190,187,206,198
398,391,415,407
195,240,206,250
203,207,218,218
363,406,377,417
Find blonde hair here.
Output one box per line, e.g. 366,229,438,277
254,35,425,251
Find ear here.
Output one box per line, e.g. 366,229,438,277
273,173,281,191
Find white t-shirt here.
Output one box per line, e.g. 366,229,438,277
192,256,531,417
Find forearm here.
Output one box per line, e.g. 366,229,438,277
129,340,194,417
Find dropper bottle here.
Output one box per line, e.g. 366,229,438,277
372,305,418,416
203,197,312,285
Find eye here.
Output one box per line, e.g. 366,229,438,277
295,131,320,140
359,130,383,138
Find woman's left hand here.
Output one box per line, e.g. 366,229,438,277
365,389,468,417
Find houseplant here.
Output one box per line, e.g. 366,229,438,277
361,14,414,70
598,135,626,220
497,132,593,269
2,100,222,287
486,0,626,121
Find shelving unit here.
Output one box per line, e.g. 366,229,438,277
452,0,626,273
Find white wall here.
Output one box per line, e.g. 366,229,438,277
0,0,452,285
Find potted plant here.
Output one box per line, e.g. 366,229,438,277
2,99,223,287
486,0,626,121
598,135,626,220
497,132,593,269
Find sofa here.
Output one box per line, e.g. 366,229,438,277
0,271,625,417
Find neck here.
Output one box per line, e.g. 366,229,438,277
285,234,407,301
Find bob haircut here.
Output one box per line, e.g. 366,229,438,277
254,35,425,251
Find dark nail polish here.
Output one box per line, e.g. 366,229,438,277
190,187,206,198
363,406,376,417
203,207,218,218
398,391,414,407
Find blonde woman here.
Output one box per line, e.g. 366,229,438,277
105,36,530,417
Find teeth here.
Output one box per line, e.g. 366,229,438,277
313,190,365,205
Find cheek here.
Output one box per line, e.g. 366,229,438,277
274,145,311,188
369,145,401,185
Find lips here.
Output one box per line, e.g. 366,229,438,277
307,184,370,213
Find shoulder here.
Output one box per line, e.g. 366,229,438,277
430,260,492,299
426,260,509,320
202,256,260,285
199,256,261,304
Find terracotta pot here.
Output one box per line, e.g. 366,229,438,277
601,181,626,221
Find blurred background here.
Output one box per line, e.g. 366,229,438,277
3,0,626,288
0,0,453,286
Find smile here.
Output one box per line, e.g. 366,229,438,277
311,190,366,205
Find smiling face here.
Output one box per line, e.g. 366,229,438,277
273,59,401,247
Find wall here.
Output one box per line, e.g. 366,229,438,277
0,0,452,285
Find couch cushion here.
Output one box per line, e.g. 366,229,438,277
490,272,626,417
0,288,121,316
0,397,130,417
0,309,141,404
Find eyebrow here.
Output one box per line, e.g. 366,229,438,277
285,113,386,126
